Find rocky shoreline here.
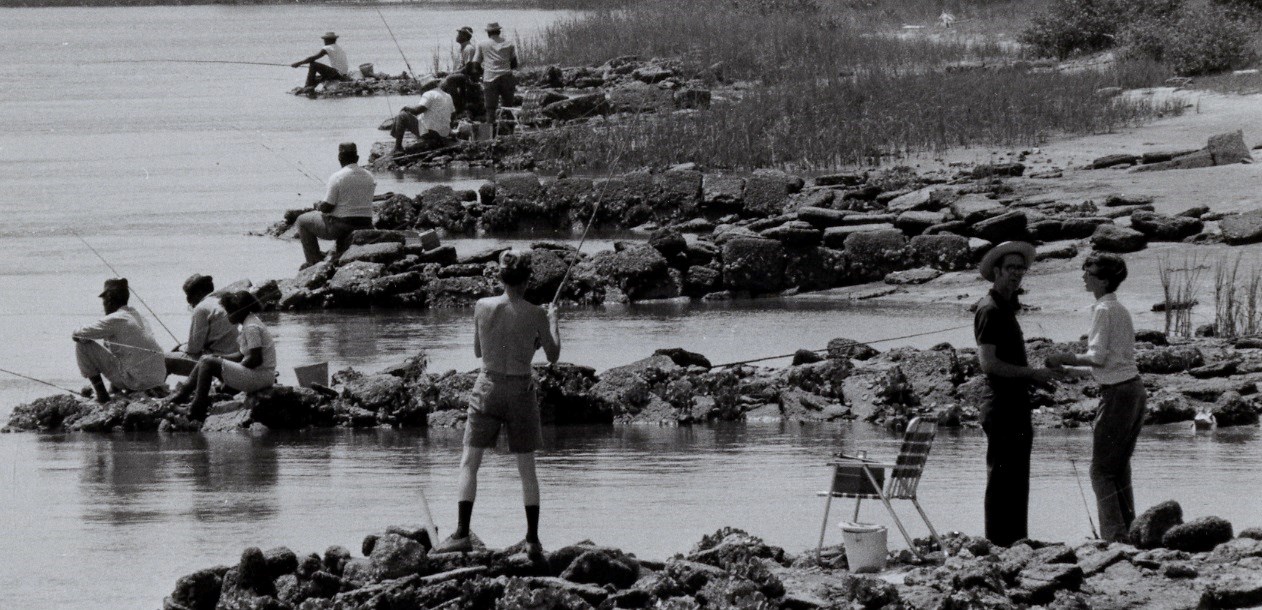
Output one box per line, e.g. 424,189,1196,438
7,330,1262,434
163,501,1262,610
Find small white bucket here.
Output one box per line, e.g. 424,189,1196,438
840,522,888,573
294,362,329,388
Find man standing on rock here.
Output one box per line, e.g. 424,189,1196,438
390,76,459,154
73,278,167,403
295,142,375,269
291,31,349,94
974,241,1060,547
471,22,518,130
434,250,560,557
165,274,238,377
1046,252,1145,542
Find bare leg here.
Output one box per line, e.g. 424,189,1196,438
188,357,223,421
449,445,485,539
516,452,540,506
88,374,110,403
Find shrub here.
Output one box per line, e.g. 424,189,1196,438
1121,6,1256,75
1020,0,1183,59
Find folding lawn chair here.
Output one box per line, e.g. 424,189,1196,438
816,415,945,559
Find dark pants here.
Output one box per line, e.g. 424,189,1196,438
296,212,373,265
1092,378,1146,541
984,409,1033,547
304,63,345,88
482,73,516,125
390,113,449,152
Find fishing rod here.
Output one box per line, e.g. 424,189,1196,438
375,6,416,78
101,59,289,68
417,486,439,549
71,231,182,345
0,367,81,396
708,323,974,369
228,125,326,186
550,149,627,307
1069,458,1101,539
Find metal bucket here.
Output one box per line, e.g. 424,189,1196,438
294,362,329,388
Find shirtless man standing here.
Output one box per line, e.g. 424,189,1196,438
434,250,560,556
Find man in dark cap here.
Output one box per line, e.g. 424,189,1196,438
471,22,518,131
973,241,1061,546
457,26,479,78
292,31,350,93
164,274,239,376
295,142,376,269
73,278,167,403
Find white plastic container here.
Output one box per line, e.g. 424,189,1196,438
840,522,888,573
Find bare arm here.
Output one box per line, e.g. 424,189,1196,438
979,344,1056,382
240,347,263,369
316,177,338,214
473,316,482,359
292,48,328,68
539,305,560,363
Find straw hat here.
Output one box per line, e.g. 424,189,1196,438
485,22,502,32
321,31,339,42
978,241,1036,281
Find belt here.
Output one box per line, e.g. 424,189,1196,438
483,370,531,380
1100,376,1140,390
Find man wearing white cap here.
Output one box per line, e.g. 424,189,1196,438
471,21,518,131
973,241,1060,547
291,31,350,92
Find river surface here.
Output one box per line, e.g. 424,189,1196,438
2,5,1262,610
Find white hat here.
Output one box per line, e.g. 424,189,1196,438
978,241,1036,281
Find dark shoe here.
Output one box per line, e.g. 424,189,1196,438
505,538,545,560
433,532,473,554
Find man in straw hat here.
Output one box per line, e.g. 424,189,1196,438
291,31,350,93
295,142,376,269
974,241,1061,546
434,250,560,557
165,274,238,377
72,278,167,403
1045,252,1145,542
471,21,518,131
391,75,461,154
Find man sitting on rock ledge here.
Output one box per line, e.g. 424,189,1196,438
291,31,349,94
72,278,167,403
390,75,459,154
296,142,376,270
434,250,560,557
974,241,1061,547
165,274,238,377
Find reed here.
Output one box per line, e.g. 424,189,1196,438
1212,254,1262,337
1157,253,1205,337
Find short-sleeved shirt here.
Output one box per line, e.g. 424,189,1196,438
473,38,516,83
186,296,238,357
237,314,277,371
323,43,349,75
974,289,1031,419
417,89,455,137
459,43,477,68
474,294,554,376
323,164,376,219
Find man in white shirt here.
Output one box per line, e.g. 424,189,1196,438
165,274,239,376
295,143,376,268
391,76,459,153
73,278,167,403
291,31,349,93
472,22,518,131
1046,252,1146,542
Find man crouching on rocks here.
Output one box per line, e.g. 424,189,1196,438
974,241,1061,547
1045,252,1145,542
434,250,560,557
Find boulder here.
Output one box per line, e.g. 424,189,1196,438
909,234,971,271
327,261,385,305
653,169,703,219
950,194,1004,223
702,174,744,209
339,242,404,265
885,267,942,285
560,549,640,589
426,276,497,308
785,247,843,291
373,195,419,230
1130,501,1183,549
843,230,909,281
1090,224,1147,253
1144,390,1195,424
1130,211,1202,241
742,170,793,217
1136,346,1204,373
1061,217,1111,239
417,185,472,233
167,566,227,610
887,186,953,213
1213,391,1260,426
648,228,687,258
368,532,428,579
1162,516,1233,552
971,210,1028,243
1208,129,1253,165
1092,154,1138,169
1220,210,1262,245
342,374,405,412
592,245,671,300
684,265,721,296
822,224,897,247
722,238,786,293
760,221,822,247
541,92,611,121
796,206,849,228
896,210,948,236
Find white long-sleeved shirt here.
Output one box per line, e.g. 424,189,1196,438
1083,293,1140,385
73,305,167,389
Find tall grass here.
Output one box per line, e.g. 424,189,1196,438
1157,253,1205,337
1214,254,1262,337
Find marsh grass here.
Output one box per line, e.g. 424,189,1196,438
1158,253,1205,337
1214,254,1262,337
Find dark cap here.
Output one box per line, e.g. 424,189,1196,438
182,273,214,295
99,278,128,298
338,142,358,156
486,22,502,32
457,26,473,36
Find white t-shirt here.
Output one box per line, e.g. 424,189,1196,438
324,164,376,218
323,44,349,75
418,89,455,137
474,38,516,82
238,314,277,371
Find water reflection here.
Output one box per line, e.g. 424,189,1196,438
188,433,280,523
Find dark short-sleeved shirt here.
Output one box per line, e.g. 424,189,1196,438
974,289,1031,422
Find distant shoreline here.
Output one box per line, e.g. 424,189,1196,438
1,0,595,7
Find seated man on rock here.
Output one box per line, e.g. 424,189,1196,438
165,274,239,377
72,278,167,403
291,31,349,94
391,75,459,154
296,142,376,269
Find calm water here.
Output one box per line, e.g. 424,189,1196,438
2,5,1262,609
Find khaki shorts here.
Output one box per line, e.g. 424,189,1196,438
464,371,542,453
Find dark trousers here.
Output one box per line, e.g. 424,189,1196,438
305,62,344,88
984,411,1033,547
1092,378,1146,541
482,73,517,124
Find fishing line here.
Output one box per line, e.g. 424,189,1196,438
708,323,973,369
1069,458,1101,539
375,6,416,78
550,146,627,307
228,124,326,186
0,367,80,396
99,59,289,68
71,231,182,345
